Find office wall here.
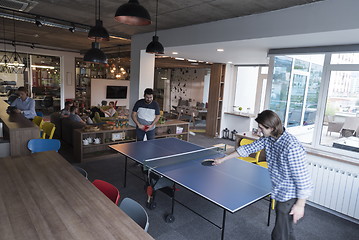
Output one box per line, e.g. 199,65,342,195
90,79,130,108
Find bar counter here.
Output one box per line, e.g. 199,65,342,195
0,100,39,156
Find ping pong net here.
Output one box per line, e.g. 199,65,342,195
143,145,226,169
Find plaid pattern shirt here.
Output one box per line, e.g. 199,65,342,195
236,130,313,202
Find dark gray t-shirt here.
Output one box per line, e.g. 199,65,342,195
69,113,83,123
132,99,160,130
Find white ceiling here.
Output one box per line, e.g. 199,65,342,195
161,29,359,65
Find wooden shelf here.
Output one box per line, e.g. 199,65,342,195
206,64,225,137
224,112,256,118
74,120,190,162
82,139,136,147
156,132,189,138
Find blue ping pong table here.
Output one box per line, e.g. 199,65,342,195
110,138,272,239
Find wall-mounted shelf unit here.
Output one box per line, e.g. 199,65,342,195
206,63,226,137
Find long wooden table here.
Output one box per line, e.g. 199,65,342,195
0,151,154,240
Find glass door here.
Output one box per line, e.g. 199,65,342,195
287,74,307,127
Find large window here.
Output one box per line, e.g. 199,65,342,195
269,56,292,121
320,70,359,149
269,55,324,144
269,53,359,158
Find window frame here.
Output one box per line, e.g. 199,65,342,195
267,53,359,162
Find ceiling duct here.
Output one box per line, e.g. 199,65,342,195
0,0,38,12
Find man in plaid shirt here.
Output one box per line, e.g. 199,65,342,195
214,110,313,240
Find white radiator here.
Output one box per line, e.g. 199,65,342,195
307,161,359,220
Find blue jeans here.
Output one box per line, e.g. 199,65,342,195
136,128,155,141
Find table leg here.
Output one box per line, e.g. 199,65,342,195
165,183,176,223
221,209,226,240
124,156,127,188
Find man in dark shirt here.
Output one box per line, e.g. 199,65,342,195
132,88,160,141
69,106,86,125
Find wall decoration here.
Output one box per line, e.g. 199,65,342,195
170,68,208,107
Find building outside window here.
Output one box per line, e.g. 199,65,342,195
268,53,359,158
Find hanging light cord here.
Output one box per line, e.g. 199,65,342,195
12,11,17,53
2,17,6,53
98,0,101,20
94,0,98,21
155,0,159,36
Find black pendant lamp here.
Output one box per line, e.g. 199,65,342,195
8,11,25,74
84,42,107,64
146,0,164,54
88,0,109,41
0,17,10,71
114,0,151,26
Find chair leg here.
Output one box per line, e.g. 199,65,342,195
267,197,272,226
192,117,195,128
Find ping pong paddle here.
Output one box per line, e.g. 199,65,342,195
144,125,149,131
201,159,215,166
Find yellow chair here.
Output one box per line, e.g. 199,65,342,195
258,161,275,209
257,161,268,168
271,198,276,210
32,116,44,128
237,138,261,164
41,122,56,139
237,139,273,208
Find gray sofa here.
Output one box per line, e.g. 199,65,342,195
50,112,85,146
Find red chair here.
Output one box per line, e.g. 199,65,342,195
92,179,120,205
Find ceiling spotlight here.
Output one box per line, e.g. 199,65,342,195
217,48,224,52
69,24,76,33
172,52,178,55
35,17,43,27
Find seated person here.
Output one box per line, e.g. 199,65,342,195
60,101,73,117
69,106,86,125
10,87,36,120
90,106,105,118
100,101,117,117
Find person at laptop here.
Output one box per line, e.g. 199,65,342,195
132,88,160,141
213,110,313,240
10,87,36,120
